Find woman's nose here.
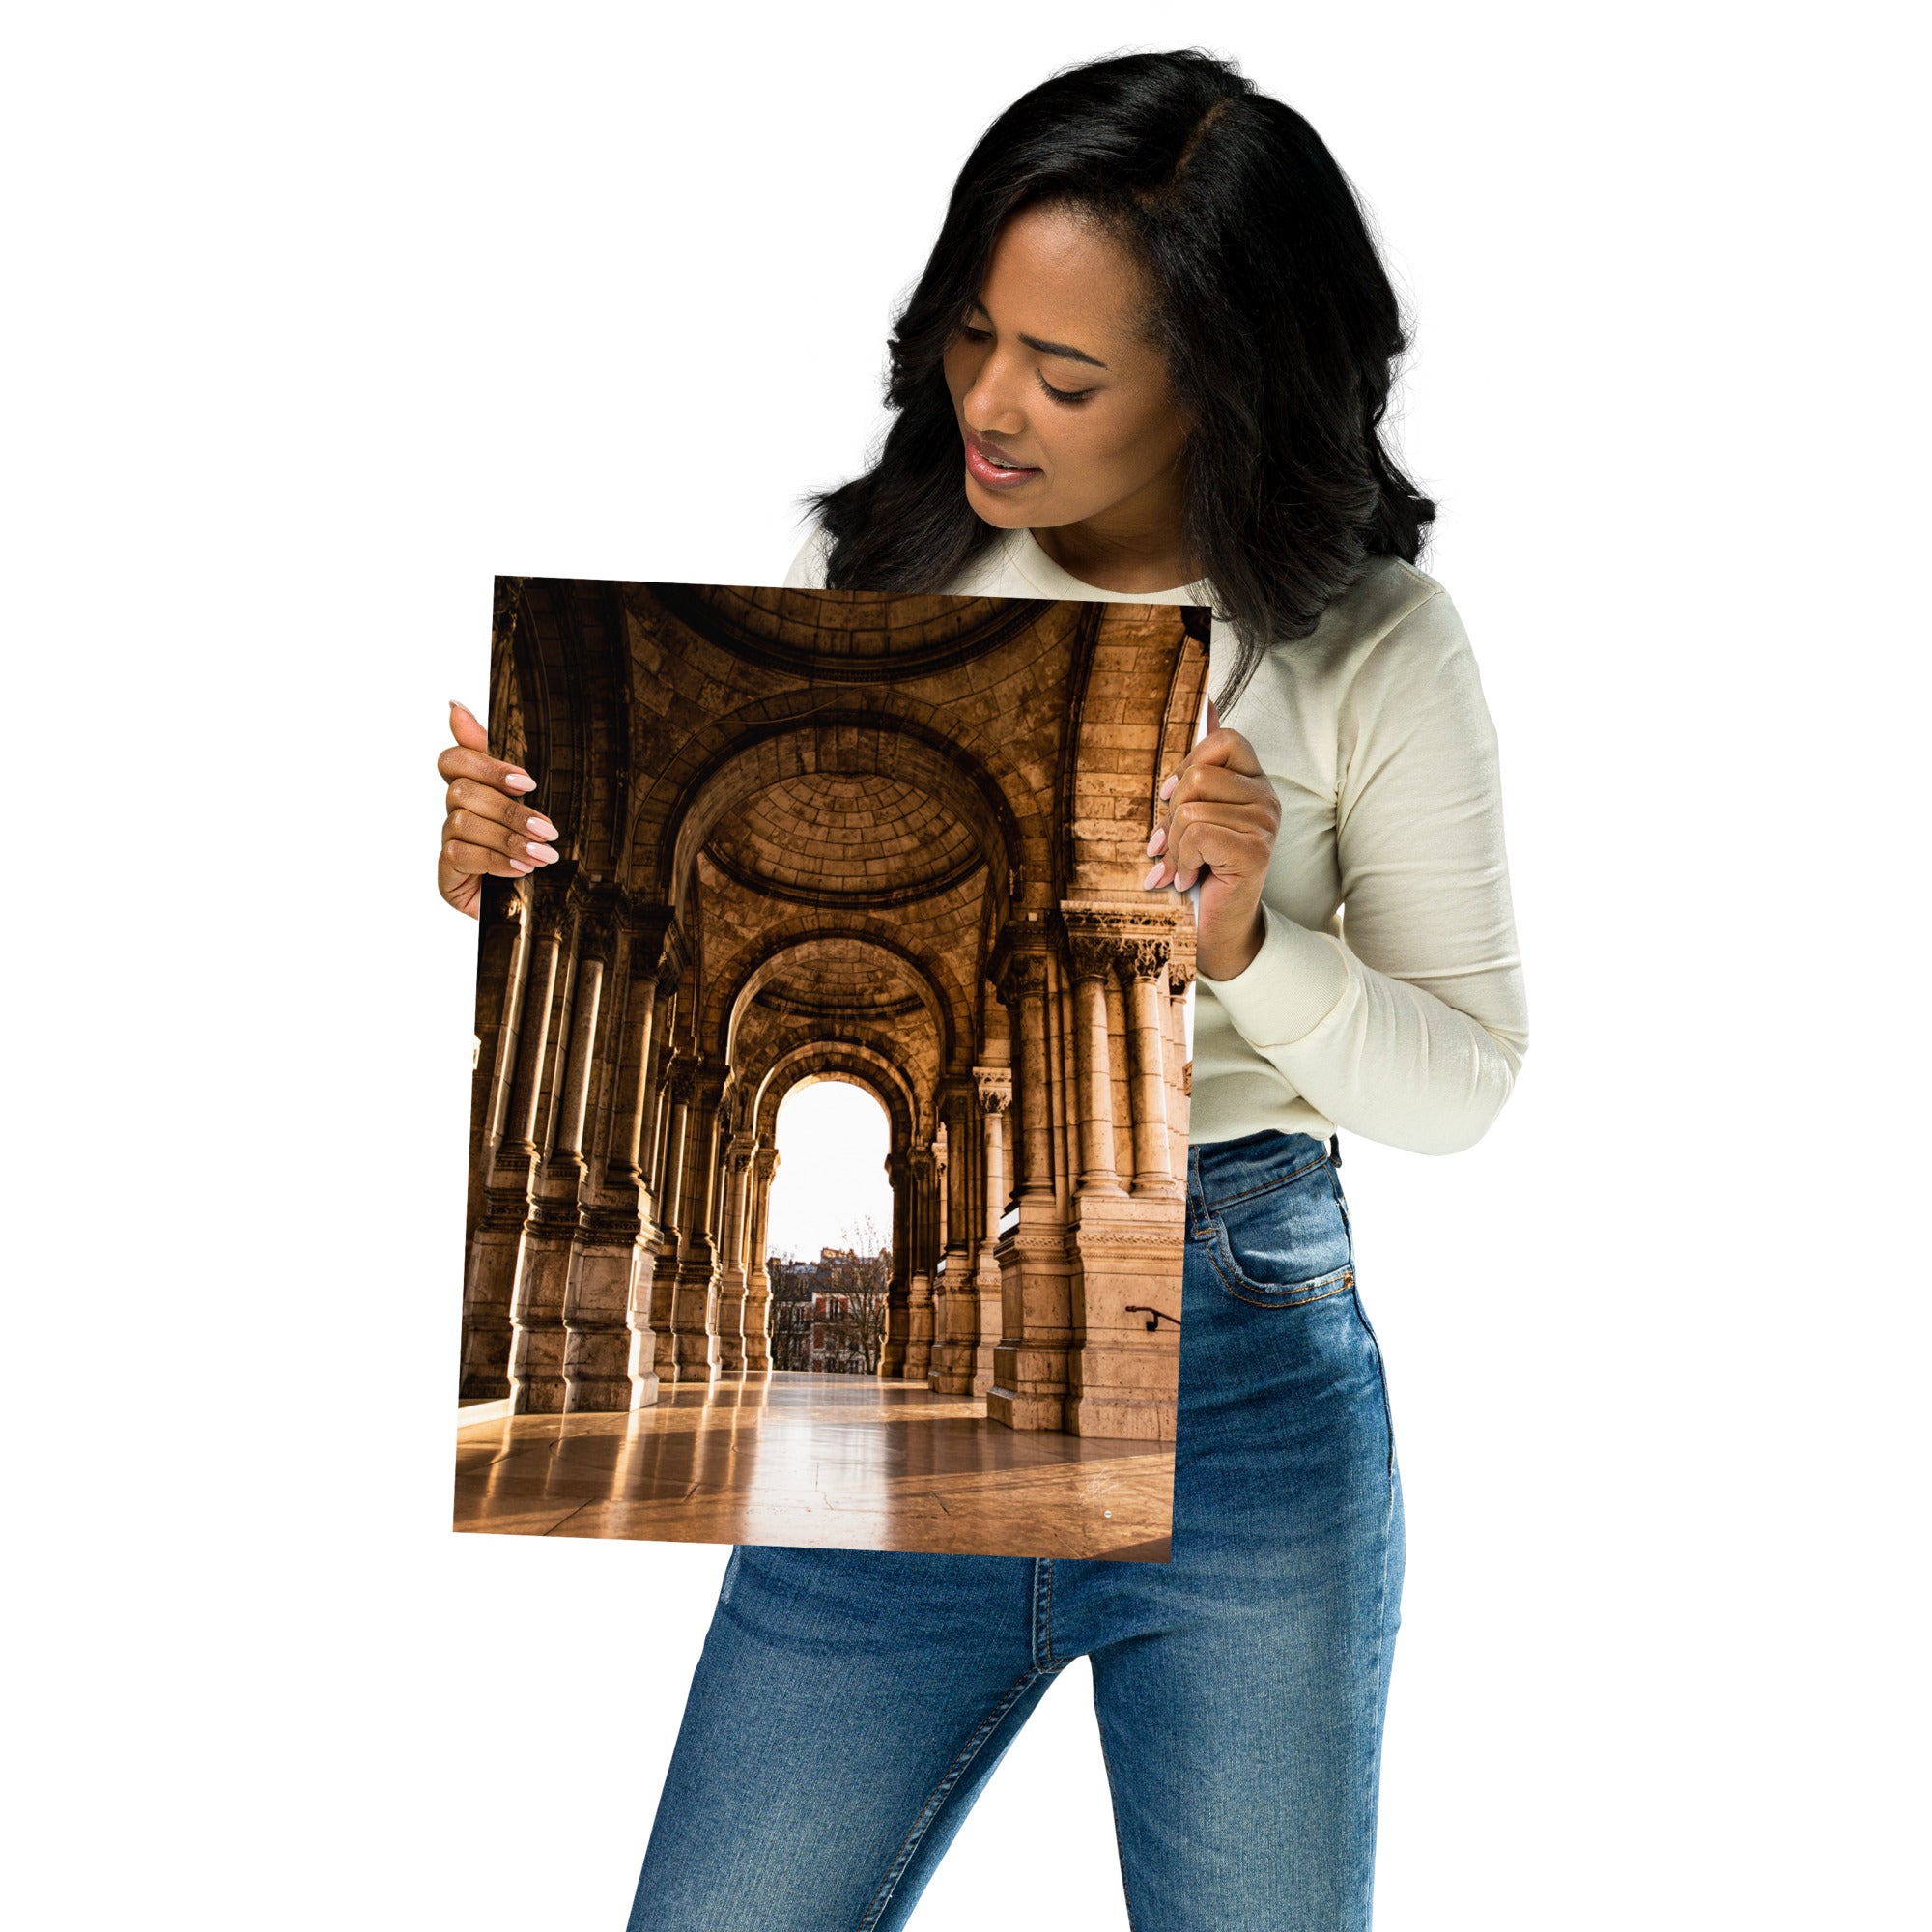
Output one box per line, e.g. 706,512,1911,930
960,355,1028,436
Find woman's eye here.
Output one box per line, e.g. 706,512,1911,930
957,324,992,343
1037,372,1094,406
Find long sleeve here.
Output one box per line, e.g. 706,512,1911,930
1194,587,1529,1155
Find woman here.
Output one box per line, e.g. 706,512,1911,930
437,49,1527,1930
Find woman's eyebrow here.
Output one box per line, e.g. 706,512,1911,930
1018,333,1108,369
967,301,1109,369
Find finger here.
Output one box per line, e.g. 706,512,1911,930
1179,724,1264,777
1149,768,1275,863
438,740,539,798
1207,696,1221,735
449,698,491,755
1167,808,1273,890
446,805,559,867
1165,764,1273,809
446,775,559,848
441,834,535,881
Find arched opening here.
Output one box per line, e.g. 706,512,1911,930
765,1078,893,1375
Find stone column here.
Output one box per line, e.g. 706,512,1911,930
968,1065,1012,1397
1115,937,1181,1197
461,891,539,1400
668,1061,725,1380
881,1149,911,1378
902,1144,938,1383
624,936,681,1410
1054,911,1190,1442
1009,953,1054,1199
742,1143,779,1370
1165,956,1195,1184
648,1057,689,1380
562,901,666,1414
929,1079,981,1395
713,1132,756,1372
509,884,592,1413
986,944,1073,1431
1066,934,1126,1195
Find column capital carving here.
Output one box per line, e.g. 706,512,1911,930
972,1065,1013,1114
994,948,1048,1005
1065,931,1120,983
576,890,620,961
753,1145,780,1179
935,1072,978,1116
617,901,677,980
529,867,581,940
1167,957,1197,993
1111,935,1173,990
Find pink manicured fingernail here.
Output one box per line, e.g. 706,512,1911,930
1146,826,1167,858
509,860,533,874
526,842,559,863
526,815,558,840
504,771,535,792
1159,774,1179,800
1141,862,1166,890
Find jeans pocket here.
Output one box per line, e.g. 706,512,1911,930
1205,1155,1355,1309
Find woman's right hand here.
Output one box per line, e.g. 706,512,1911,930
436,698,561,919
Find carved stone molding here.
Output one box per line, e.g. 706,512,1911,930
529,868,579,940
1066,933,1120,983
1112,936,1173,989
973,1065,1013,1114
995,951,1048,1005
1067,1226,1186,1250
576,893,619,962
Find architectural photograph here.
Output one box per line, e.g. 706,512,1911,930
453,579,1208,1559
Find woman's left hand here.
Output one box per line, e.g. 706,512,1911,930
1142,698,1281,980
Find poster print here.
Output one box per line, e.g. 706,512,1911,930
454,580,1208,1560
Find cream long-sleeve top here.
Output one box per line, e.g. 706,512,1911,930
783,523,1529,1156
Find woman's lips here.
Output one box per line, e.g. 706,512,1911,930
963,432,1042,489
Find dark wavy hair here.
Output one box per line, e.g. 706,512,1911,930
803,47,1436,713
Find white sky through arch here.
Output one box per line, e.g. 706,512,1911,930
763,1078,894,1263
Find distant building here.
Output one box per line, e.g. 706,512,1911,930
768,1248,891,1374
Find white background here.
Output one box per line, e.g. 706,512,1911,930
7,4,1925,1926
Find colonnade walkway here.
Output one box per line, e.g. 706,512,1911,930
453,1370,1173,1561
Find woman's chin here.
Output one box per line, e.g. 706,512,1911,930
963,475,1040,526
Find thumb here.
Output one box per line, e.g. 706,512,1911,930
1206,696,1222,736
448,697,490,753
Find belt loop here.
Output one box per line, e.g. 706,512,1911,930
1328,1131,1342,1168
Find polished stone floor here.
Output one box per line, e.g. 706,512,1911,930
454,1372,1173,1562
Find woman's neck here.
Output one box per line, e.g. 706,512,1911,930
1028,470,1200,592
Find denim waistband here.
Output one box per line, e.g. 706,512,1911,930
1186,1128,1332,1214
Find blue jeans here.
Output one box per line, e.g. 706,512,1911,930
630,1129,1405,1931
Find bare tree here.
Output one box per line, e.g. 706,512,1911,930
825,1215,892,1375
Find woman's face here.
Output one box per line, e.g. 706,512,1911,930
940,202,1191,539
